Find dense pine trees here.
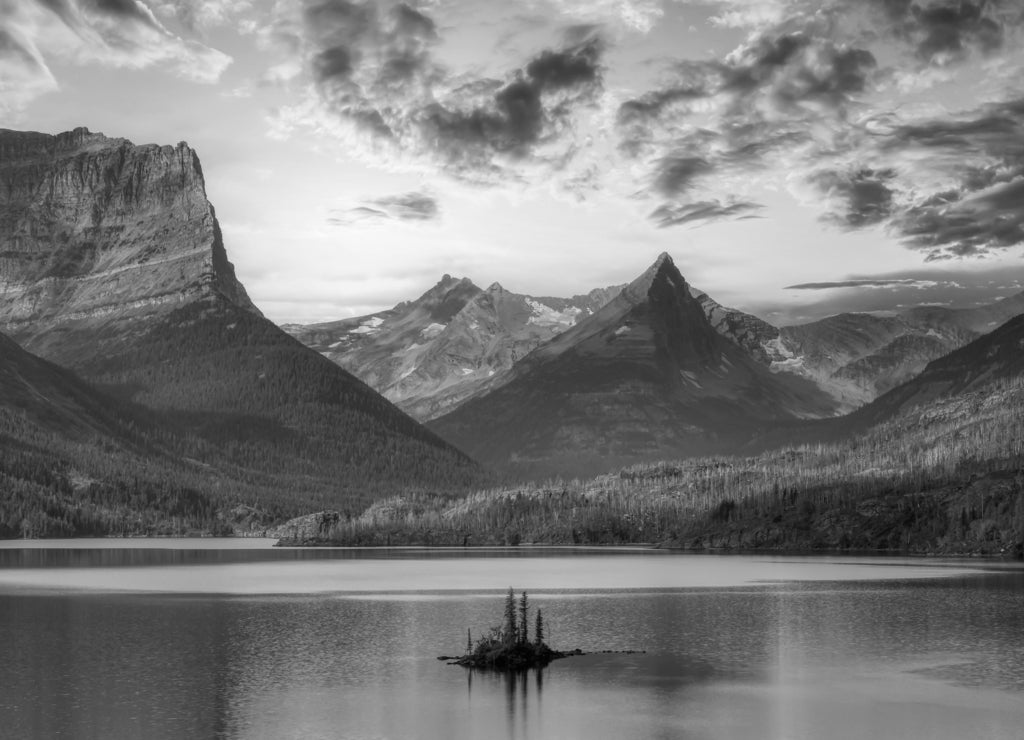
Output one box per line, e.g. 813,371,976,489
314,378,1024,554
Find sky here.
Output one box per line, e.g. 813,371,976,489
3,0,1024,326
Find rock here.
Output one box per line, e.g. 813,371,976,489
0,127,258,363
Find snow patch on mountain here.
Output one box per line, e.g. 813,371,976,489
352,316,385,334
526,299,582,328
421,323,445,338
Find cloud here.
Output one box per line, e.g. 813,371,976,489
868,97,1024,258
810,167,896,228
896,177,1024,261
282,0,606,184
0,25,57,115
869,0,1009,65
650,199,763,227
613,0,1024,246
151,0,254,32
706,0,1019,67
617,21,877,228
542,0,664,33
0,0,232,113
784,278,940,290
328,190,439,225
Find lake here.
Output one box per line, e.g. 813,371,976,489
0,542,1022,739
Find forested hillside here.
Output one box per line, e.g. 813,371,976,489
303,377,1024,555
0,327,486,538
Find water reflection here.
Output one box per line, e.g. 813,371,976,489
0,553,1022,739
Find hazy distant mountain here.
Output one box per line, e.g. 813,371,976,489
427,254,838,475
285,276,623,420
0,127,482,513
851,312,1024,428
690,287,1024,412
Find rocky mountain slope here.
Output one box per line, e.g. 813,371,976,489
0,127,483,514
285,276,622,420
427,254,838,476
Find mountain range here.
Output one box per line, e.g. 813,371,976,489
283,277,622,420
2,125,1023,540
427,254,837,474
293,264,1024,423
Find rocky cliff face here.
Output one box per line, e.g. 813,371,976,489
689,287,783,365
285,275,624,420
0,127,257,362
0,127,483,510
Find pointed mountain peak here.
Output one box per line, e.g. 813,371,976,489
487,282,505,293
406,275,482,323
622,252,687,303
418,274,478,299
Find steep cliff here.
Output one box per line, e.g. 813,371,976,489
0,127,257,361
0,128,483,513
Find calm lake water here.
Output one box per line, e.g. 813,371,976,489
0,542,1022,740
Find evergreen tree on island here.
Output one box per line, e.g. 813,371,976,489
447,588,574,670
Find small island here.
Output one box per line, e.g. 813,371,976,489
441,588,580,670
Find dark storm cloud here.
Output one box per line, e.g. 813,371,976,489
896,178,1024,261
298,1,606,181
328,191,439,225
619,25,875,228
868,0,1009,64
413,35,604,165
811,168,896,228
878,98,1024,258
650,200,762,227
651,155,713,197
829,0,1021,66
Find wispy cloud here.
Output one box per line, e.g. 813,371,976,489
650,199,762,227
0,0,232,115
784,278,940,290
542,0,664,33
328,190,440,226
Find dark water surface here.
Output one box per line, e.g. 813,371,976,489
0,544,1022,739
